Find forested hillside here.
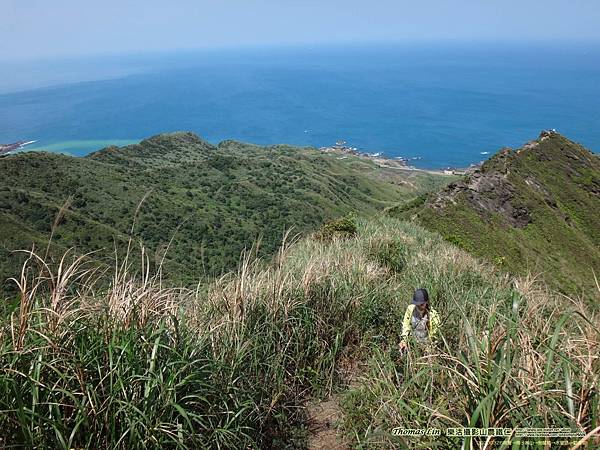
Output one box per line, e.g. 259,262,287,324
0,132,449,290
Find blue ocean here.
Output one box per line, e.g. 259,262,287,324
1,42,599,168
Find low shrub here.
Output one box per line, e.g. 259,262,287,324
313,215,357,242
366,237,406,273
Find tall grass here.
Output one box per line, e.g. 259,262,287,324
338,219,600,449
0,216,597,448
0,223,377,448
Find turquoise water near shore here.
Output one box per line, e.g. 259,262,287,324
2,43,599,168
22,140,139,155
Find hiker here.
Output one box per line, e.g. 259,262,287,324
398,288,440,352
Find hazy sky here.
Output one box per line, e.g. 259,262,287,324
2,0,600,60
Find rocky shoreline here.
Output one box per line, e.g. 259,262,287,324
319,141,480,175
0,140,36,155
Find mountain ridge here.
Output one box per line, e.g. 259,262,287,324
391,130,600,299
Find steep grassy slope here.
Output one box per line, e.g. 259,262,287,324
1,216,596,448
390,131,600,300
0,132,450,291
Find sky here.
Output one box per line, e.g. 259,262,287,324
2,0,600,61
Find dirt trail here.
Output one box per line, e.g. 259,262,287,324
306,364,362,450
306,394,349,450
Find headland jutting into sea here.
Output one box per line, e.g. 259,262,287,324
0,140,37,155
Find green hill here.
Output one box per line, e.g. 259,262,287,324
0,132,450,291
389,131,600,301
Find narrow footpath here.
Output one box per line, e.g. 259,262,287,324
305,364,363,449
306,394,349,450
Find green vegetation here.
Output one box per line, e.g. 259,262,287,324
0,132,449,293
390,132,600,301
2,130,599,448
313,214,358,242
1,217,597,448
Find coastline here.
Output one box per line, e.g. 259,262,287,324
12,139,140,156
2,136,483,172
319,142,481,175
0,140,37,155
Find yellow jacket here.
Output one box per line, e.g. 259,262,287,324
401,304,441,344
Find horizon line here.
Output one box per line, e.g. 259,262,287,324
4,37,600,64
